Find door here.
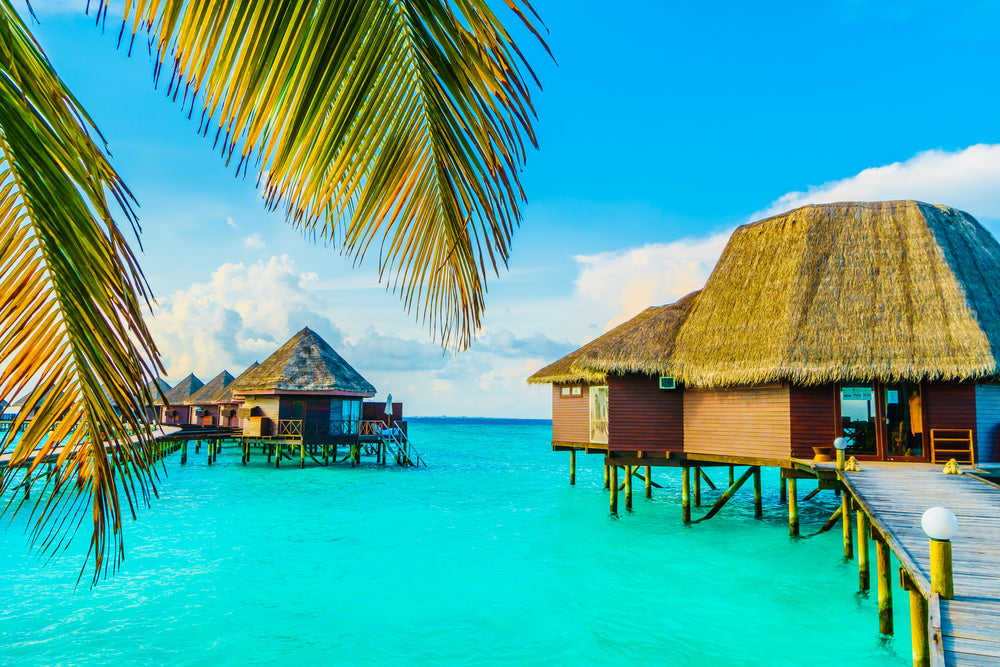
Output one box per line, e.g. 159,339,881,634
589,386,609,444
883,381,927,461
838,382,927,461
838,384,879,458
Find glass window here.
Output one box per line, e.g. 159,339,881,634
561,387,571,396
572,386,582,396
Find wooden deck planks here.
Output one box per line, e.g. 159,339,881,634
841,463,1000,666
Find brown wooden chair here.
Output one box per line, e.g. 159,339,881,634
930,429,975,466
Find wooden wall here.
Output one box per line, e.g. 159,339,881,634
552,384,590,445
925,381,977,447
789,385,838,458
242,395,280,434
607,374,683,452
976,384,1000,463
684,385,791,460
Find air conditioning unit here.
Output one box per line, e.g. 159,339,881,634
659,376,676,390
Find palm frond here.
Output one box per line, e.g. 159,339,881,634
0,0,163,584
109,0,547,349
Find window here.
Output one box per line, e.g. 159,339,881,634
589,385,608,444
572,386,582,396
561,387,571,396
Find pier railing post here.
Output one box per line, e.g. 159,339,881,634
900,570,930,667
921,507,957,600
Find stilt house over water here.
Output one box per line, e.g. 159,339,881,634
185,371,235,426
156,374,204,425
532,201,1000,470
230,328,376,442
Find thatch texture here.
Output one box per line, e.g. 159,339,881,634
572,291,700,377
214,363,258,404
156,374,204,406
187,371,236,405
672,201,1000,387
231,328,375,395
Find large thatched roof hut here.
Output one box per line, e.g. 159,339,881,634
156,373,203,425
232,328,375,440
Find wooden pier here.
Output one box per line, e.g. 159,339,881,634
837,463,1000,666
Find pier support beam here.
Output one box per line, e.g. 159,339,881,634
729,465,735,487
609,465,618,515
181,441,187,465
876,533,893,635
780,475,787,504
842,493,854,559
207,441,213,466
300,442,305,469
788,477,798,537
902,571,929,667
753,467,762,518
645,466,652,499
696,466,755,523
570,450,576,486
625,465,633,511
682,467,691,524
858,511,871,591
604,465,610,490
214,441,219,462
693,466,701,507
275,443,281,469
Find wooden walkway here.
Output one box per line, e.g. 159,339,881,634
840,463,1000,666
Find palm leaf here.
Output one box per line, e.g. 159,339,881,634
0,0,163,583
108,0,547,349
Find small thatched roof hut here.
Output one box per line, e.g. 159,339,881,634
156,374,204,406
231,328,375,395
215,363,259,404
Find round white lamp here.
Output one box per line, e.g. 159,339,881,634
921,506,957,599
921,507,958,541
833,437,848,450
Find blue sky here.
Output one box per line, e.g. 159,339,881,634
21,1,1000,417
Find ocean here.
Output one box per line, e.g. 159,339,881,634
0,419,910,665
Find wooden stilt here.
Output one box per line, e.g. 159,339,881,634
729,465,735,487
817,506,842,534
275,443,281,469
693,466,701,506
625,465,633,511
752,467,762,518
207,441,213,466
610,465,618,514
930,539,954,600
842,493,854,559
196,440,201,453
300,442,305,469
858,510,871,591
323,444,329,466
699,469,717,491
604,464,610,490
645,466,652,499
267,443,272,463
682,466,691,524
780,475,787,503
570,449,576,486
876,534,893,635
181,441,187,465
696,466,755,523
332,444,338,462
903,572,930,667
788,477,798,536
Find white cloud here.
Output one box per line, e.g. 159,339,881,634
573,232,731,330
243,233,266,250
226,216,237,229
753,143,1000,221
147,255,342,380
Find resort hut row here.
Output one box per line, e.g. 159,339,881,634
529,201,1000,471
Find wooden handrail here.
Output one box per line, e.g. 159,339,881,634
276,419,303,437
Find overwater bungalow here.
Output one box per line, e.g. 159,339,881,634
231,327,376,442
145,378,172,422
185,371,235,426
532,201,1000,472
156,374,204,425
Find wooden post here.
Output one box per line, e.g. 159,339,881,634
267,443,272,463
787,476,798,537
181,441,187,465
780,475,787,504
604,465,610,490
753,467,762,518
207,441,213,466
836,448,845,470
323,443,329,466
876,534,893,635
842,493,854,559
728,465,734,487
857,510,871,591
196,440,201,453
905,573,930,667
693,466,701,507
570,449,576,486
929,539,954,600
682,466,691,525
275,443,280,469
625,465,633,511
610,465,618,515
300,442,305,469
644,466,652,499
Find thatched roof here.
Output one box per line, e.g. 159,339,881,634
572,291,700,377
212,362,259,404
145,378,171,404
187,371,236,405
528,294,698,385
231,328,375,395
156,374,204,406
671,201,1000,387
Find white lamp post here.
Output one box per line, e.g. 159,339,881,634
834,436,848,470
921,507,957,599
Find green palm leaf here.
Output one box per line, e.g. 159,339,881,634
0,0,163,583
111,0,547,349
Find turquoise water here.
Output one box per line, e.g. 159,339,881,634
0,419,911,666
